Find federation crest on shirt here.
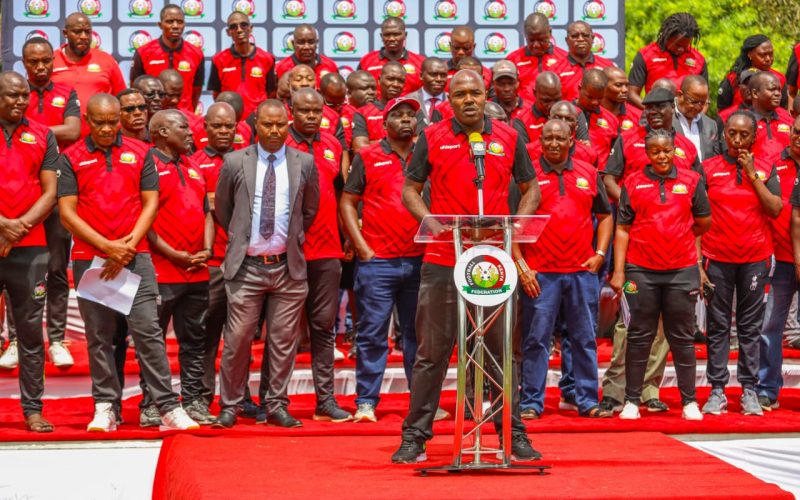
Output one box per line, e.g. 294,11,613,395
250,66,264,78
323,149,336,161
51,96,66,108
685,57,696,68
340,117,351,128
755,170,767,181
403,63,417,74
321,117,331,128
119,152,137,164
777,124,791,134
187,168,202,180
672,183,688,194
87,63,102,73
177,60,192,72
233,134,244,144
620,119,634,131
674,147,686,159
19,132,37,145
575,177,589,190
487,141,505,156
595,117,609,128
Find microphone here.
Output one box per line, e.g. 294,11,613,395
468,132,486,182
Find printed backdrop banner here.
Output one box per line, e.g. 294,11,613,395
2,0,625,113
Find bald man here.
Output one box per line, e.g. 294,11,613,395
445,26,493,91
352,62,407,152
58,93,198,432
393,69,541,463
0,71,59,432
52,12,126,137
506,13,568,98
576,69,619,167
514,71,590,144
275,24,338,88
358,17,424,97
556,21,615,102
159,69,204,152
319,72,348,140
601,66,642,133
213,100,320,429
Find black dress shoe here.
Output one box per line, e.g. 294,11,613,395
240,398,259,419
255,405,267,425
267,407,302,428
212,408,237,429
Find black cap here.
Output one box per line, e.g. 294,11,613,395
642,87,675,105
739,67,760,84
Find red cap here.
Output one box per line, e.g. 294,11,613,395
382,96,422,121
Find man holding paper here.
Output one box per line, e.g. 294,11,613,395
57,93,198,432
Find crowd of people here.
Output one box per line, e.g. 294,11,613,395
1,5,800,464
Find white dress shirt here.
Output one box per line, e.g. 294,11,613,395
676,108,704,160
421,88,445,119
248,144,290,256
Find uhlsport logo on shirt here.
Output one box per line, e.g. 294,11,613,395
51,96,66,108
129,30,153,53
181,0,205,18
483,1,508,21
20,132,37,145
282,0,307,19
434,0,457,20
78,0,103,18
582,0,606,21
333,0,356,20
383,0,406,19
119,152,137,164
434,32,452,55
184,31,205,50
232,0,256,18
24,0,50,18
534,0,557,21
672,183,688,194
128,0,154,18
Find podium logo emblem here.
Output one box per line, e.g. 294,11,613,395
454,245,518,307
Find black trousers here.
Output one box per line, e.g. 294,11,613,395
0,247,48,416
704,258,771,389
624,265,699,405
43,210,70,343
141,281,210,406
201,266,227,403
401,263,526,444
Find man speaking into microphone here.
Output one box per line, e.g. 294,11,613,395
392,69,541,464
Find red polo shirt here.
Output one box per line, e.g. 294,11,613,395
344,139,423,258
285,128,344,261
580,104,619,167
628,43,708,93
613,103,643,134
0,119,59,248
505,45,568,98
275,54,339,89
768,149,799,263
752,108,793,163
191,146,228,268
527,141,598,169
26,81,80,128
57,134,157,260
556,54,616,102
521,157,611,273
720,68,786,111
489,96,533,123
701,154,780,263
358,48,424,97
406,117,536,267
51,46,126,137
339,103,358,149
131,38,205,113
150,149,209,283
604,126,700,179
352,101,387,143
618,165,709,270
208,46,277,118
513,104,549,143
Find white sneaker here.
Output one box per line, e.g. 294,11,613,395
619,401,641,420
87,402,117,432
0,341,18,369
353,402,377,423
48,342,74,367
682,402,703,421
434,406,451,421
159,406,200,431
333,347,345,361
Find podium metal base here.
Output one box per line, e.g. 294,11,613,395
416,463,550,476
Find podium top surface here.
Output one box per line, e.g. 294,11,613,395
414,215,550,244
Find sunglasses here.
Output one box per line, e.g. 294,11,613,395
121,104,148,113
228,22,250,31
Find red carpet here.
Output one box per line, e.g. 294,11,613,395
2,336,798,378
2,387,800,443
151,432,792,500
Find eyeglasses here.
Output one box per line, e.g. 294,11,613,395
227,22,250,31
681,95,708,107
121,104,148,113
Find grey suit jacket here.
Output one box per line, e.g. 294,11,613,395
673,113,720,161
214,144,319,281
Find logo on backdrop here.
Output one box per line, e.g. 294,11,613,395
383,0,406,19
338,65,355,80
181,0,205,18
184,30,205,50
281,33,295,55
128,30,153,53
332,32,357,54
582,1,606,21
483,32,508,55
434,32,451,54
91,31,102,49
433,0,458,21
454,245,518,307
78,0,103,18
128,0,154,18
24,0,50,18
26,30,50,41
232,0,256,17
333,0,356,20
483,1,508,21
534,0,557,21
282,0,307,20
591,33,606,55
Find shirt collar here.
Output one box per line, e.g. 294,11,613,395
85,132,123,152
288,125,320,145
204,146,226,157
379,47,408,61
451,116,493,136
532,104,546,119
152,147,182,164
28,81,54,93
753,108,779,122
540,156,573,173
257,143,286,162
291,53,321,68
524,45,553,58
421,87,444,103
722,153,740,166
675,107,701,126
159,37,184,53
644,164,678,180
567,53,595,67
230,44,256,60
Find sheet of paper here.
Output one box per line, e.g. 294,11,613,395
75,257,141,315
619,292,631,329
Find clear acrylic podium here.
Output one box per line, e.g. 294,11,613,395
414,214,551,475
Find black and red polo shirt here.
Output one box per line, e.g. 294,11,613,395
527,141,598,169
521,157,611,273
618,165,709,270
505,45,568,98
275,54,339,89
513,104,591,145
406,117,535,267
769,149,799,263
489,96,533,123
0,118,59,248
358,48,424,97
131,38,205,113
285,128,344,261
556,54,616,102
150,149,209,283
701,153,780,263
207,45,277,118
320,104,346,144
752,108,793,163
445,59,492,93
612,103,643,134
604,126,700,179
25,81,80,144
628,42,708,93
579,104,619,168
344,139,423,258
57,134,157,260
194,117,252,152
338,103,359,149
191,146,228,268
719,67,786,111
352,100,387,143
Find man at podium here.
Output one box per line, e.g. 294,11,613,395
392,70,542,464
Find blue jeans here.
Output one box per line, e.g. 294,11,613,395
757,260,796,400
520,271,600,414
354,256,422,406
